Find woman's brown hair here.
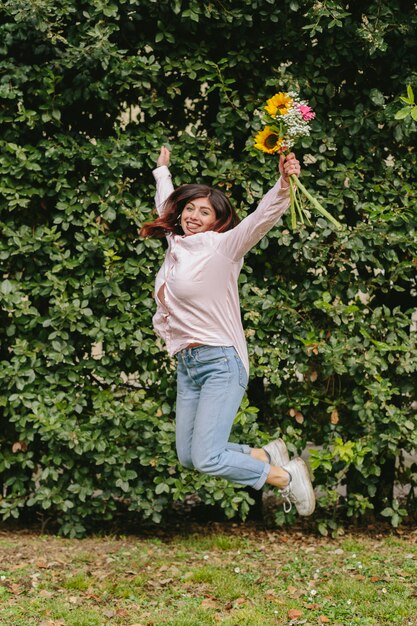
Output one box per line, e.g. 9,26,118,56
140,184,240,238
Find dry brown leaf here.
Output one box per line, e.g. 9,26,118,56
355,574,366,581
310,370,318,382
319,616,331,623
306,603,320,609
6,583,23,595
12,441,28,453
330,409,340,424
294,411,305,424
201,598,218,609
287,585,298,595
288,408,305,423
288,608,303,619
395,569,411,577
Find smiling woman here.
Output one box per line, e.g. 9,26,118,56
181,198,216,235
139,146,315,518
140,181,239,238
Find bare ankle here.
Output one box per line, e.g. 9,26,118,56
251,447,269,463
266,467,290,489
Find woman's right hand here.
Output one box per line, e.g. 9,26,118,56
157,146,171,167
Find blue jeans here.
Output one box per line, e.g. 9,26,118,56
175,345,270,490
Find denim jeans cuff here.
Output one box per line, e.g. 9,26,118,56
253,462,270,490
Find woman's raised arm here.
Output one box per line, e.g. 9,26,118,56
152,146,174,216
214,153,300,261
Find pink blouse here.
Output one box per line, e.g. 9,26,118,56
152,165,290,375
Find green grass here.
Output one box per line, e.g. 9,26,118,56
0,525,417,625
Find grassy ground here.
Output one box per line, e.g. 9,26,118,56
1,522,417,626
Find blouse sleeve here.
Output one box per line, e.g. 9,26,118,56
215,178,290,261
152,165,175,216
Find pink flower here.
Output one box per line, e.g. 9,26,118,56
298,104,316,121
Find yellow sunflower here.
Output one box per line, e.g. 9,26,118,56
254,126,283,154
265,92,293,117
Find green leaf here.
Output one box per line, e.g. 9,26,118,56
394,106,413,120
369,89,385,106
0,279,13,295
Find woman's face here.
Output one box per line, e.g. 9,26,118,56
180,197,217,236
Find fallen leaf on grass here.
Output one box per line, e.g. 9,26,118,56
85,592,102,602
201,598,218,609
305,603,320,610
68,595,79,604
38,589,53,599
395,569,411,577
288,609,303,619
319,616,331,623
4,583,23,595
287,585,303,597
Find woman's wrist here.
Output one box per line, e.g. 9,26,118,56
280,176,290,189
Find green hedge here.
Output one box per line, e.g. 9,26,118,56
0,0,416,536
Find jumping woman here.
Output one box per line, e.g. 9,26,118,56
140,146,315,516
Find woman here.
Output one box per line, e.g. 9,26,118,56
141,146,315,516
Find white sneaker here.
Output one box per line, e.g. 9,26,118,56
263,438,289,467
280,457,315,516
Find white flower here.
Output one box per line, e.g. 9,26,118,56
234,567,241,574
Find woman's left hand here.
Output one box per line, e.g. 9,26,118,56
279,152,301,185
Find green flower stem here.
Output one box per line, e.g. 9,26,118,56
289,177,297,229
290,175,342,229
293,184,310,225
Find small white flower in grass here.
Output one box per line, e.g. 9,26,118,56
234,567,241,574
381,587,387,594
0,576,6,581
310,589,317,596
347,599,352,605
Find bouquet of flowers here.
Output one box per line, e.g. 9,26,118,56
253,91,342,230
